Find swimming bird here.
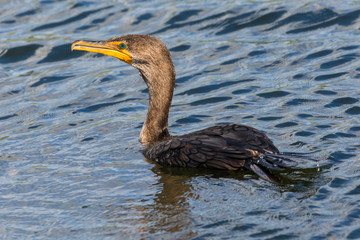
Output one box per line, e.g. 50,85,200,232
71,34,297,183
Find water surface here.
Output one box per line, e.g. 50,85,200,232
1,0,360,239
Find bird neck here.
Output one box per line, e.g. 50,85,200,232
139,69,175,145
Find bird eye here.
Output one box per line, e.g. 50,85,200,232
120,43,126,49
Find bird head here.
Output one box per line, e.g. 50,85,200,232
71,34,174,78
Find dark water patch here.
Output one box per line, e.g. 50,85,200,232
31,6,111,31
202,220,229,229
292,73,307,79
133,13,154,25
198,10,255,32
75,14,112,31
216,45,230,52
1,20,16,24
262,60,282,69
81,137,94,142
320,55,357,69
153,10,229,34
38,43,80,64
342,53,359,58
170,44,191,52
329,177,349,189
297,114,313,119
224,105,238,109
1,90,22,99
348,227,360,239
75,12,116,31
30,75,72,87
0,114,17,121
242,115,254,119
295,131,315,137
111,93,126,99
246,210,267,216
178,79,245,96
141,88,149,94
257,90,290,98
92,17,108,24
100,76,116,83
275,121,298,128
345,106,360,115
66,119,93,126
353,73,360,79
216,10,286,35
190,96,232,106
166,9,202,25
57,103,73,109
285,98,316,106
71,2,87,9
220,58,243,66
8,90,21,95
118,106,144,112
324,97,358,108
305,49,333,59
267,8,337,31
71,2,101,9
248,50,266,56
203,67,221,73
76,101,122,113
193,233,215,240
267,234,297,240
330,151,356,161
350,126,360,132
289,141,305,147
257,116,282,121
347,185,360,195
338,45,359,51
176,114,209,124
336,132,356,138
176,73,202,84
232,223,256,232
28,124,42,130
316,124,332,129
313,187,331,201
0,44,42,64
232,89,252,95
249,228,282,238
75,25,94,31
321,132,356,140
287,9,360,34
154,7,282,36
15,9,39,17
314,90,337,95
314,72,348,81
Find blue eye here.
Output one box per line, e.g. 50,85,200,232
120,43,126,49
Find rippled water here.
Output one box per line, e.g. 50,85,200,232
1,0,360,239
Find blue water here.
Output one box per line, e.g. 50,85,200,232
1,0,360,239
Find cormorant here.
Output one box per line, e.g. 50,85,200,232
71,34,298,183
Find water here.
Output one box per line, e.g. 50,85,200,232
1,0,360,239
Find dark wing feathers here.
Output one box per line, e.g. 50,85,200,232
144,124,297,182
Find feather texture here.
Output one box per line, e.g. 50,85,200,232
144,124,297,182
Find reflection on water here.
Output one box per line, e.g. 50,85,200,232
1,0,360,239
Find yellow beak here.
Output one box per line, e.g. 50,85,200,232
71,40,132,65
